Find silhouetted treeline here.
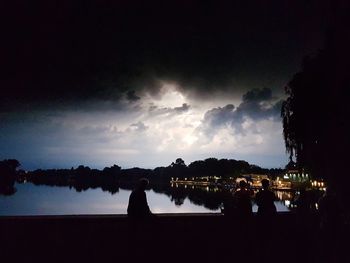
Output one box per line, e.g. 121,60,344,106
0,159,21,195
0,158,286,210
152,157,282,181
28,164,122,194
11,157,284,196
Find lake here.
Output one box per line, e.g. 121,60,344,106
0,182,291,216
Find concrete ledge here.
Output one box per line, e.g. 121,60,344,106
0,211,293,220
0,212,344,263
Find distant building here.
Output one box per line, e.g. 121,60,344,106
284,160,310,182
273,177,292,190
238,174,269,188
272,165,310,190
283,169,310,182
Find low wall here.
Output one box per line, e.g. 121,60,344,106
0,212,345,263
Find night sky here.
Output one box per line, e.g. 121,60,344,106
1,1,329,170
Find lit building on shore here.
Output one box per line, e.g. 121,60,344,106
283,161,310,182
310,180,326,191
283,169,310,182
272,177,292,190
278,161,326,190
238,174,269,188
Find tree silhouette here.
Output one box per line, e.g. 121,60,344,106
281,17,350,210
168,158,188,179
0,159,20,195
174,158,186,166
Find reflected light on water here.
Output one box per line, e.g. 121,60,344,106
1,183,219,216
1,181,313,216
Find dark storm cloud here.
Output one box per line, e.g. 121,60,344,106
2,0,328,111
235,87,282,121
129,121,148,132
148,103,190,117
200,88,282,136
203,104,235,128
174,103,190,113
126,90,141,102
242,88,272,102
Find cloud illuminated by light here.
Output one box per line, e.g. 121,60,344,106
0,83,288,169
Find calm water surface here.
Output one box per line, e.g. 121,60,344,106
0,183,289,216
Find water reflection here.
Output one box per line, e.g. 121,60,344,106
0,181,320,216
169,182,322,213
275,190,294,201
0,183,219,216
169,183,292,212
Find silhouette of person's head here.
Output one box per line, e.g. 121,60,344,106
239,180,247,189
261,179,270,189
137,178,149,191
324,186,335,196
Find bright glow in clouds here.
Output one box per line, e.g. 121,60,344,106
149,83,186,108
0,83,288,170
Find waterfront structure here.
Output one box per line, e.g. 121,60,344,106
238,174,269,188
273,177,292,190
283,169,310,182
170,177,221,192
310,179,326,191
271,168,309,190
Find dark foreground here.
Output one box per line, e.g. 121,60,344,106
0,213,348,263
